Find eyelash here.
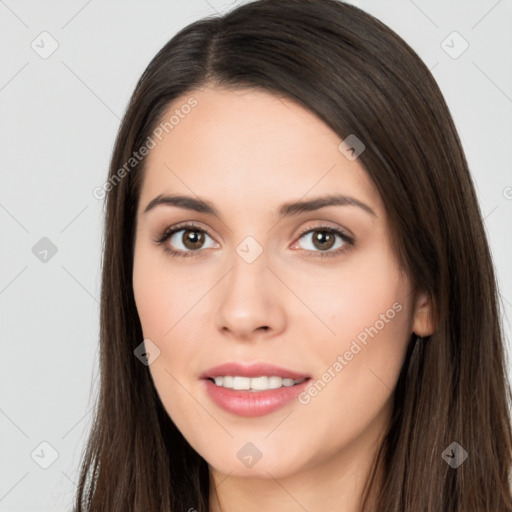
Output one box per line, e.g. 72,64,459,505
154,222,355,259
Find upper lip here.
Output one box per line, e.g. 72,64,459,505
200,362,311,380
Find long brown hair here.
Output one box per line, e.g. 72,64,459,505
74,0,512,510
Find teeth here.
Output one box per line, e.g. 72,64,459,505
212,375,306,391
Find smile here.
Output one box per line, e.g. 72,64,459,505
202,377,311,417
210,375,307,391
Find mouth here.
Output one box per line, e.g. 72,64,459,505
200,361,311,382
199,362,312,416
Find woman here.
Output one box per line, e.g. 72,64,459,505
74,0,512,510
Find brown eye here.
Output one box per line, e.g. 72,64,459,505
294,226,354,257
311,230,336,251
156,224,217,256
181,229,205,250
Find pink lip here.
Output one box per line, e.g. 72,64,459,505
199,362,311,417
201,378,311,417
199,362,311,380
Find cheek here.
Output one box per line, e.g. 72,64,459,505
298,251,412,424
294,249,409,346
336,267,411,384
132,245,206,415
133,243,196,340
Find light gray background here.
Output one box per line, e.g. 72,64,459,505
1,1,511,510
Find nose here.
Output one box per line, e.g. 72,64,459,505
214,247,286,340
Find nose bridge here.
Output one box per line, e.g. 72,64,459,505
225,235,269,300
214,235,286,336
234,234,266,268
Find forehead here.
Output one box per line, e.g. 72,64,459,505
138,86,383,218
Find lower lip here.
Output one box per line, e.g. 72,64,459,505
202,378,311,417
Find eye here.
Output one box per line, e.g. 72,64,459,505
292,225,354,258
155,223,217,257
154,223,355,259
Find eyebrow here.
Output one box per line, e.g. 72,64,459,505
143,193,377,218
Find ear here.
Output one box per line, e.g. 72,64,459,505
412,290,435,336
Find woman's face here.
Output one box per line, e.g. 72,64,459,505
132,85,432,482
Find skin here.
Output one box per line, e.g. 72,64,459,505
132,84,435,512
